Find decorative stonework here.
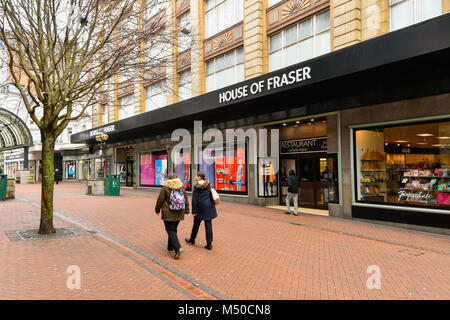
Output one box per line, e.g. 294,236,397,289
176,0,190,17
267,0,329,35
282,0,311,18
117,80,134,98
213,32,233,50
177,50,191,72
204,23,244,60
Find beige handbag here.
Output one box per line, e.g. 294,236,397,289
211,186,220,205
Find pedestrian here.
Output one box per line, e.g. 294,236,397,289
185,171,218,250
285,169,299,215
155,173,190,259
54,168,60,184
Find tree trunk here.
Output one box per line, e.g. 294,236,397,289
38,133,56,234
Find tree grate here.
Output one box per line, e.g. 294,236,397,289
4,227,86,242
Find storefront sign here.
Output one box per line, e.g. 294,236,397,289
280,138,327,154
218,66,312,104
5,153,24,161
89,125,116,138
397,190,433,202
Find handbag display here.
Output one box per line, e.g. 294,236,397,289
211,186,220,205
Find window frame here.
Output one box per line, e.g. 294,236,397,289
352,118,450,212
268,10,330,72
205,47,244,92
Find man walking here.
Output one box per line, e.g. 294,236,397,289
286,169,299,215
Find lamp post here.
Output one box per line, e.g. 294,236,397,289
95,132,109,180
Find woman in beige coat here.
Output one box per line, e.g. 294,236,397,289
155,173,190,259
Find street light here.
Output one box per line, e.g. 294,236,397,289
95,132,109,180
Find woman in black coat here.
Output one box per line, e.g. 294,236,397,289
185,171,217,250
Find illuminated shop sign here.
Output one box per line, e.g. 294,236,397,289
280,137,327,154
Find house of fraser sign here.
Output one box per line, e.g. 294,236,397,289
218,66,312,104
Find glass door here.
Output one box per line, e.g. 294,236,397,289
280,158,297,205
126,161,134,187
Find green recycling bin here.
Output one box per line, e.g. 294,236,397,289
0,174,7,201
105,174,120,196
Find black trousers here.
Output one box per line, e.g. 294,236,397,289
189,216,213,246
164,221,181,252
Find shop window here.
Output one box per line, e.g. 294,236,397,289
258,157,278,197
118,94,134,120
390,0,442,32
173,147,192,190
66,161,76,179
205,0,243,38
197,142,247,194
269,10,330,72
205,47,244,92
354,120,450,210
140,150,168,186
178,69,191,101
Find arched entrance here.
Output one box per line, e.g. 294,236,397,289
0,107,33,174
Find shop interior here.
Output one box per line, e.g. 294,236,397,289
355,120,450,209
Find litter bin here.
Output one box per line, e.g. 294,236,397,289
105,174,120,196
0,174,7,201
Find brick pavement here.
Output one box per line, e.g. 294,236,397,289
2,182,450,300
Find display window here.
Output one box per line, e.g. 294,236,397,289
354,120,450,210
66,161,76,179
258,157,278,197
197,142,247,195
173,148,191,190
140,150,168,187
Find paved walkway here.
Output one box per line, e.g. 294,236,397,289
1,182,449,300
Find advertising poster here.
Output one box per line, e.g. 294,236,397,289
174,151,191,190
140,153,168,186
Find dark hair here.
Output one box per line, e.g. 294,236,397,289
196,171,206,179
289,169,295,176
168,173,177,179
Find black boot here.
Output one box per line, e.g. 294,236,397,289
185,238,195,245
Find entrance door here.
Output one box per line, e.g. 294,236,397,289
126,161,133,187
280,154,329,209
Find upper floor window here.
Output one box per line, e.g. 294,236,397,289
101,104,108,125
118,94,134,120
205,0,243,38
268,0,283,8
390,0,442,31
206,47,244,92
146,0,167,20
145,81,167,111
269,10,330,72
178,70,191,101
178,12,191,52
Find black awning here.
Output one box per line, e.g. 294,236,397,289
71,14,450,145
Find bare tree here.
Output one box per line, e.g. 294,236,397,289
0,0,193,234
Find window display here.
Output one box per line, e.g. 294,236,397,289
198,143,247,194
355,120,450,210
140,150,168,186
173,148,191,190
258,157,278,197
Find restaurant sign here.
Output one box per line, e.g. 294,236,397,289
280,137,327,154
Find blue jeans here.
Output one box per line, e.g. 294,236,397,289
286,192,298,215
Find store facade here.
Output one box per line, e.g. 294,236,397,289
72,15,450,233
